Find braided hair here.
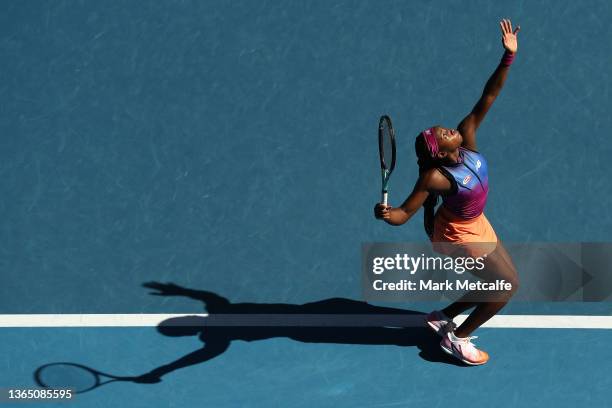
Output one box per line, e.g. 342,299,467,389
415,133,440,238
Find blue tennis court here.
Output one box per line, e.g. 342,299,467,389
1,1,611,407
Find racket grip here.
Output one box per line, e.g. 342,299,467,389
382,192,388,206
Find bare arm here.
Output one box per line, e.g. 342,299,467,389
460,19,520,150
381,180,429,226
374,169,452,226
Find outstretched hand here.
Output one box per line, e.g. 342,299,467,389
143,281,186,296
500,18,520,53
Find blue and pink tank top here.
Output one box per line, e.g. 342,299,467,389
440,147,489,219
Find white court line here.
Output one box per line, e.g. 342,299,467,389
0,314,611,329
453,314,612,329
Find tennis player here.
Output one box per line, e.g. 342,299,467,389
374,19,520,365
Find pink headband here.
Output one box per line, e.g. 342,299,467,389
421,127,439,158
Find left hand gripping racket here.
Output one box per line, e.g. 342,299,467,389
378,115,396,206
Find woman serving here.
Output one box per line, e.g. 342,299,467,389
374,19,521,366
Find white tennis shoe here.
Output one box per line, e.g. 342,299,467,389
440,330,490,366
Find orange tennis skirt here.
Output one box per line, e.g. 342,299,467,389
431,206,498,258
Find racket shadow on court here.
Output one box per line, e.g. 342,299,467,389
33,282,463,393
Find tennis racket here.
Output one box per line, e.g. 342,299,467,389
35,362,138,394
378,115,396,206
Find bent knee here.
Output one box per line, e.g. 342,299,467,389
509,276,519,294
504,271,519,296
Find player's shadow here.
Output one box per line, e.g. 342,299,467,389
133,282,462,383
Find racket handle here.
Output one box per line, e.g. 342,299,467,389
382,192,388,206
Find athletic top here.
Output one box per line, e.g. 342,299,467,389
440,147,489,219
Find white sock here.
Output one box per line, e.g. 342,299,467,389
449,331,466,342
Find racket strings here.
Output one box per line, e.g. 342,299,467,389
36,364,99,393
378,116,396,172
